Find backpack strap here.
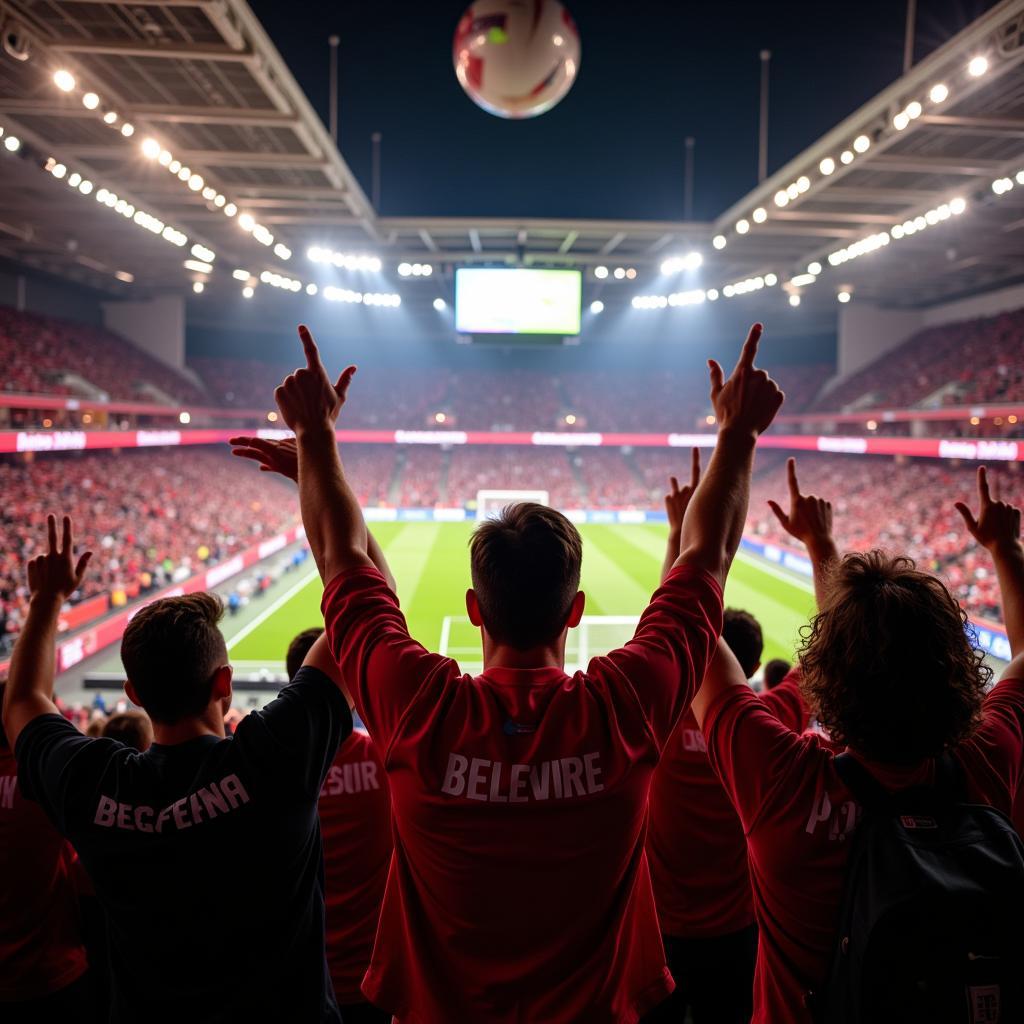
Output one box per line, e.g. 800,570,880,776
834,752,892,813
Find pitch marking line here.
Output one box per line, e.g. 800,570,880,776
226,570,320,651
736,551,814,594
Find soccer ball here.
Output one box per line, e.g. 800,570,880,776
452,0,581,119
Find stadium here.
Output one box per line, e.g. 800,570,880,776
1,1,1024,1022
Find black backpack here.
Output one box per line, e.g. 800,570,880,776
814,752,1024,1024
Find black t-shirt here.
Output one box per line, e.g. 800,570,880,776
15,667,352,1024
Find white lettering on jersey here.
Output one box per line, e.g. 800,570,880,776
805,787,860,840
441,751,605,802
0,774,16,810
681,729,707,753
320,761,380,797
93,773,251,832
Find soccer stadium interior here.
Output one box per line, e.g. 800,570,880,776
2,0,1023,693
2,1,1024,1020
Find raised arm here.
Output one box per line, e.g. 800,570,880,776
266,325,374,583
300,631,354,709
690,636,748,728
2,515,92,748
229,432,396,591
661,447,700,585
955,466,1024,680
673,323,786,587
766,457,839,609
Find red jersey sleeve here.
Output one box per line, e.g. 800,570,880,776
703,684,816,832
587,565,723,746
759,669,808,733
955,677,1024,809
322,566,455,758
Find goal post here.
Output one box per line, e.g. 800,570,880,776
475,489,550,521
439,613,640,673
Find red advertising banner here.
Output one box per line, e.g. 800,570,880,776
0,426,1020,461
57,593,110,634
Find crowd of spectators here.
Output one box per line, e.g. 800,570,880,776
191,356,449,429
570,449,653,508
744,452,1023,623
813,308,1024,413
0,449,298,653
444,447,580,508
186,357,832,432
445,369,565,430
393,447,445,507
0,306,207,405
5,302,1024,442
338,445,397,507
3,441,1018,648
622,447,1023,623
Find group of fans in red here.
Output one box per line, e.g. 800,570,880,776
2,322,1023,1024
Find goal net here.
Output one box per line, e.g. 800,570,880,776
475,489,550,522
440,614,640,674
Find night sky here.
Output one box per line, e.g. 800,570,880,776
249,0,999,221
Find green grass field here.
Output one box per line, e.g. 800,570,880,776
228,523,816,675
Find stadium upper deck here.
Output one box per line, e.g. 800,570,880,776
2,0,1024,319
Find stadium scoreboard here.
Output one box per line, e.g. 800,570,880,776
455,268,582,339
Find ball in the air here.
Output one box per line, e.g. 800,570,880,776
453,0,581,119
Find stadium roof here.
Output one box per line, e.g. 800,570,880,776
0,0,1023,313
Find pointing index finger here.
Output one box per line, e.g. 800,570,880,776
297,324,322,371
978,465,991,506
787,457,800,500
734,322,764,372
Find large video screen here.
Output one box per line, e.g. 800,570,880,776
455,268,582,335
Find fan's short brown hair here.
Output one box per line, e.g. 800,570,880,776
121,592,228,725
799,551,990,764
470,503,583,650
286,627,324,680
103,710,153,752
722,608,764,679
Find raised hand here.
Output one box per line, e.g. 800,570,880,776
665,447,701,535
955,466,1022,555
229,435,298,481
707,323,785,437
766,457,834,554
274,324,357,435
27,514,92,604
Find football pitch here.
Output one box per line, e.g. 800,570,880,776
229,523,816,676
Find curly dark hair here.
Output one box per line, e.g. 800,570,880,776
798,550,991,764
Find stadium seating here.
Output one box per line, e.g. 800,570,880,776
192,356,450,428
747,454,1021,623
444,447,580,508
570,449,654,508
0,306,207,405
0,450,297,653
812,308,1024,413
630,448,1021,623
